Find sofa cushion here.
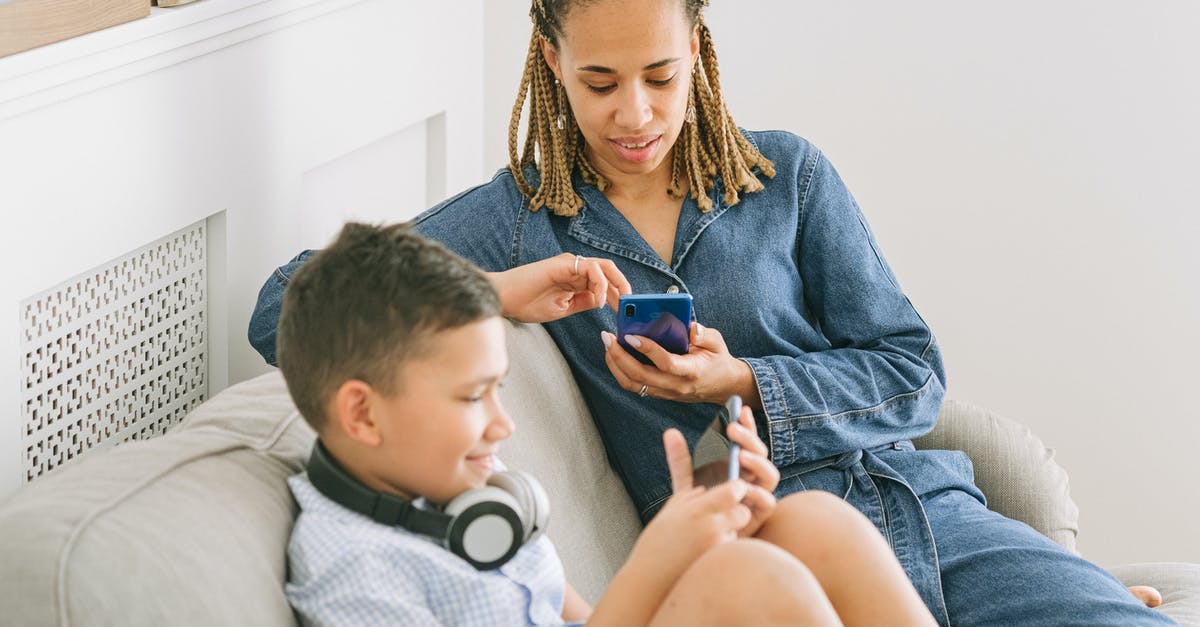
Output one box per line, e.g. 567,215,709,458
498,321,642,604
0,372,310,627
1108,562,1200,625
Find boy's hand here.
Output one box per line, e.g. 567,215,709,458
489,254,631,323
627,429,752,580
723,406,779,537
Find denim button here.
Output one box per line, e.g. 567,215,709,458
666,285,680,294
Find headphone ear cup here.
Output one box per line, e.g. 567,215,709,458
443,486,523,570
488,471,550,541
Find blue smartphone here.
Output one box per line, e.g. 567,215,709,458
616,293,693,365
692,395,743,486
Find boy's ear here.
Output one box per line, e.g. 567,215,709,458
331,379,382,447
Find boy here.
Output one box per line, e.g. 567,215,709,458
276,222,937,626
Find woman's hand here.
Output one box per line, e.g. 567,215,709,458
600,321,762,408
489,253,631,324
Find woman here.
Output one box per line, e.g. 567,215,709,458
250,0,1168,623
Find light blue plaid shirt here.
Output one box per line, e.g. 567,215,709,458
286,472,571,627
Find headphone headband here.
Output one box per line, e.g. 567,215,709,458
307,441,452,538
304,441,548,570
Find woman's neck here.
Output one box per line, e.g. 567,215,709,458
586,145,678,203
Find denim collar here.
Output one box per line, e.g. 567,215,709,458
567,172,729,277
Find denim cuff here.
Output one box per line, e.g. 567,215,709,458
741,357,796,467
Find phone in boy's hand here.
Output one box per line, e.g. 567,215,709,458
616,293,693,365
692,395,743,487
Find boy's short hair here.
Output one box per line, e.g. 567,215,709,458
276,222,501,430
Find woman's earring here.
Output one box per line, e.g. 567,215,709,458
685,104,696,124
555,78,566,130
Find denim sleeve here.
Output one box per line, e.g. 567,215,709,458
247,250,318,366
412,170,526,272
246,172,523,366
741,151,946,467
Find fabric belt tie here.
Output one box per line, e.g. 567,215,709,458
779,440,912,500
782,440,912,479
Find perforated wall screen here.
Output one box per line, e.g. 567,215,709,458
19,222,208,481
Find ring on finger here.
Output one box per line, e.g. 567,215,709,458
573,254,582,275
638,384,648,398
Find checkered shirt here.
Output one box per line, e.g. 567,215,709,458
286,472,571,626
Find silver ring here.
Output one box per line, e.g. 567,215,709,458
638,384,648,398
573,254,582,275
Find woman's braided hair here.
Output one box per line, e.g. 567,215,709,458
510,0,775,216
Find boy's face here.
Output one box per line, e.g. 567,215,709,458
371,316,513,505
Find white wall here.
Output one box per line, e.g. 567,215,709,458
0,0,484,499
484,1,1200,566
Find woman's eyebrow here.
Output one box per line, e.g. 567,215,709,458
577,57,681,74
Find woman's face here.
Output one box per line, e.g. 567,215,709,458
541,0,700,183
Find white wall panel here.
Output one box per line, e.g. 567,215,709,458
0,0,485,497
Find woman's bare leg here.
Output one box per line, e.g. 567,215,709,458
646,538,843,626
754,490,937,627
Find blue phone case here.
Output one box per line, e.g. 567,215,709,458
617,293,693,365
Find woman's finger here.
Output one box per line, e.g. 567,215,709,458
620,334,691,376
601,333,645,394
689,322,728,353
603,333,690,396
581,260,609,310
598,259,632,303
563,290,600,316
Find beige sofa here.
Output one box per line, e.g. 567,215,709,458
0,321,1196,626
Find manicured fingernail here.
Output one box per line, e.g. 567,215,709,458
601,331,613,348
625,335,642,348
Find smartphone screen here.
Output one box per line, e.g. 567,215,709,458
617,293,693,365
691,396,742,487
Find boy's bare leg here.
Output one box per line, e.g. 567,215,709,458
646,538,842,627
754,490,938,627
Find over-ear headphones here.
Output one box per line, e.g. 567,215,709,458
305,441,549,570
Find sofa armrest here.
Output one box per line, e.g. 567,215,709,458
913,399,1080,555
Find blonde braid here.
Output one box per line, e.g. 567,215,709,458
688,19,775,210
507,31,541,201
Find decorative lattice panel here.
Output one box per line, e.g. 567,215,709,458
20,223,208,482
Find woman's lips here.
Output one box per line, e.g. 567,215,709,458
610,135,661,163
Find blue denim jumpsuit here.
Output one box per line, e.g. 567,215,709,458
249,131,1172,626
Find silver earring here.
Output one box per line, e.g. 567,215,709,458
555,78,566,130
685,104,696,124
